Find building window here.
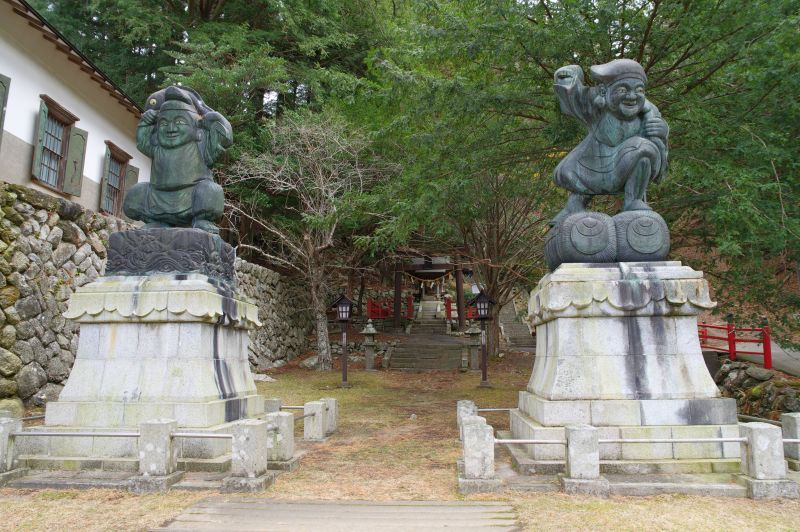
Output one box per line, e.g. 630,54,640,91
32,95,87,197
40,114,67,187
100,141,138,217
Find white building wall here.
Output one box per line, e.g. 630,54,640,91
0,4,149,211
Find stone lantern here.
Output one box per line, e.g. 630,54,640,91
361,319,378,371
465,321,481,371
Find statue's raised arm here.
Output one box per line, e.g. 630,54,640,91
553,65,597,125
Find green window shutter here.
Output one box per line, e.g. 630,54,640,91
99,146,111,212
31,100,48,180
0,74,10,152
63,126,88,197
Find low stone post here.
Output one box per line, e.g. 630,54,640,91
562,424,608,496
466,323,481,371
458,415,501,493
321,397,338,435
738,422,798,499
129,419,183,493
361,320,378,371
382,342,396,369
266,412,294,462
0,417,21,473
303,401,327,442
223,419,273,492
264,397,282,414
456,400,477,441
462,415,494,479
781,413,800,472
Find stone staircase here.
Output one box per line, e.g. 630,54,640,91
387,297,464,369
500,302,535,348
411,299,446,335
389,341,463,370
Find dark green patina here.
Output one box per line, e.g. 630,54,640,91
545,59,671,270
123,86,233,234
551,59,669,225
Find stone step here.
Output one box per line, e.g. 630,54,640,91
157,498,519,531
17,454,233,473
393,348,463,355
508,340,536,348
392,355,461,360
8,469,134,490
606,475,747,497
392,350,461,360
499,430,741,476
390,360,462,370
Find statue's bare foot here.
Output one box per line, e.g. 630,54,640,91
550,193,591,226
622,199,652,211
192,218,220,235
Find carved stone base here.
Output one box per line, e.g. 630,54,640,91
511,262,738,469
106,228,236,289
29,274,263,463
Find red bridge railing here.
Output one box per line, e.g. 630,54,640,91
698,317,772,369
366,296,414,320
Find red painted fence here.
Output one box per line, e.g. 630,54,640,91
366,296,414,320
444,296,477,320
698,319,772,369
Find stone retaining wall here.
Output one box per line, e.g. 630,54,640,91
0,181,310,415
235,259,312,371
715,359,800,419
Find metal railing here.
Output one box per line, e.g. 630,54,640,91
172,432,233,440
495,439,565,445
12,431,139,438
496,436,800,446
8,430,270,440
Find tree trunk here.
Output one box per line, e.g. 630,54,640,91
487,304,502,358
308,261,332,370
356,272,365,317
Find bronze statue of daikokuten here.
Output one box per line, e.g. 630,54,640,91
551,59,668,225
123,85,233,234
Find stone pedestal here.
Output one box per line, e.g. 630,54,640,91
510,262,740,471
20,267,263,464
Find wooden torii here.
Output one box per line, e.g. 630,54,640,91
392,256,467,330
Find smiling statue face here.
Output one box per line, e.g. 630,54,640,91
156,109,197,148
607,78,645,120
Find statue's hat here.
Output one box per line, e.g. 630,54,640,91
159,86,200,114
590,59,647,85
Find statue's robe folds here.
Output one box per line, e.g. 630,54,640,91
553,82,668,196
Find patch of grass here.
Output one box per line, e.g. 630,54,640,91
0,489,207,531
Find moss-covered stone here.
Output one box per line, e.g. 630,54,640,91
0,397,23,417
0,285,20,308
0,377,17,398
0,348,22,377
1,207,24,226
6,183,61,212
